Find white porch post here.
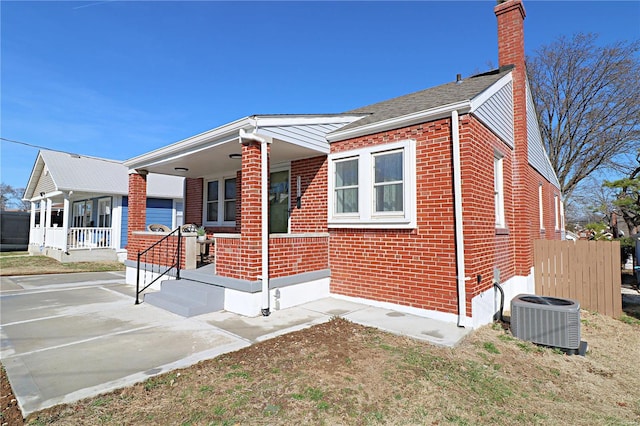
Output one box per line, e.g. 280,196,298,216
29,202,36,243
45,198,52,228
44,198,52,247
62,194,70,252
39,201,46,227
39,200,46,245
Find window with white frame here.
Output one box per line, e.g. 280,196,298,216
538,184,544,230
334,158,358,214
204,177,236,225
97,197,112,227
494,154,505,228
554,194,560,230
328,139,416,228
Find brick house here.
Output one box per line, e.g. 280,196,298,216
123,0,563,327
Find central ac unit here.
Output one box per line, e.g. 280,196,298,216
510,294,581,352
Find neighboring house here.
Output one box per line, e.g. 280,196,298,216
124,0,563,327
23,150,184,262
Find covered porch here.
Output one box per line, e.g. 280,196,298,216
27,191,122,262
124,114,361,316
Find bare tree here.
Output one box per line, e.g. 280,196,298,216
527,33,640,201
0,183,29,211
605,150,640,235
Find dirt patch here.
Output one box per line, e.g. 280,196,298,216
1,364,22,426
2,304,637,426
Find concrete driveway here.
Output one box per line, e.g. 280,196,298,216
0,272,251,417
1,271,470,418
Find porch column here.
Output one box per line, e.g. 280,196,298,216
29,202,36,243
127,170,148,248
39,200,46,230
239,141,265,281
45,198,52,228
62,194,70,252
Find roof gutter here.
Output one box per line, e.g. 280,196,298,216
328,101,471,142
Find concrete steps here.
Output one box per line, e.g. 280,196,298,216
144,279,224,317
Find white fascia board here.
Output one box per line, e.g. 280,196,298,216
254,115,365,127
23,153,45,200
124,116,252,169
469,72,513,113
327,102,471,142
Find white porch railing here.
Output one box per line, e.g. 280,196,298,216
30,226,44,245
45,227,67,249
67,227,113,249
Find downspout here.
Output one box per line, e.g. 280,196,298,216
239,128,272,316
452,110,471,327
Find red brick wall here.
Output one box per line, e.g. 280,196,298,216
126,233,186,268
329,112,559,317
459,116,516,313
329,121,459,315
127,172,147,249
237,141,265,281
290,156,328,233
270,236,329,277
215,236,242,279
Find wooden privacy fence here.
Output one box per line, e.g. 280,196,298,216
534,240,622,318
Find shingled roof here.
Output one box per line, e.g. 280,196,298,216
332,66,514,134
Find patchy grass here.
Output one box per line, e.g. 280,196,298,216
0,254,124,276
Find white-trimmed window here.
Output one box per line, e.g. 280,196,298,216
538,184,544,231
494,154,505,228
97,197,112,227
334,157,358,215
554,194,560,230
328,139,416,228
204,177,236,225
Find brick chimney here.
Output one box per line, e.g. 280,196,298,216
495,0,535,276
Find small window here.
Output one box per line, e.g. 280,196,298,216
206,181,219,222
334,158,358,214
224,178,236,222
204,177,236,225
554,194,560,230
494,155,505,228
373,150,403,214
539,184,544,230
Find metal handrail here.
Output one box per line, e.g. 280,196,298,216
135,227,182,304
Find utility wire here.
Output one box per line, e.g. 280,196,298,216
0,137,70,153
0,137,123,164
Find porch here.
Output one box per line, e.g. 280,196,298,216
126,230,331,317
29,226,119,262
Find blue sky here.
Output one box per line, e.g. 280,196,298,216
2,1,639,192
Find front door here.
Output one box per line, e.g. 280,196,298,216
269,170,289,233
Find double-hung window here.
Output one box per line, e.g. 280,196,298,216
334,158,358,215
494,154,505,228
204,177,236,225
328,139,416,228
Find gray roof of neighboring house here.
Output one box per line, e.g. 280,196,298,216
332,66,514,134
24,150,183,200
